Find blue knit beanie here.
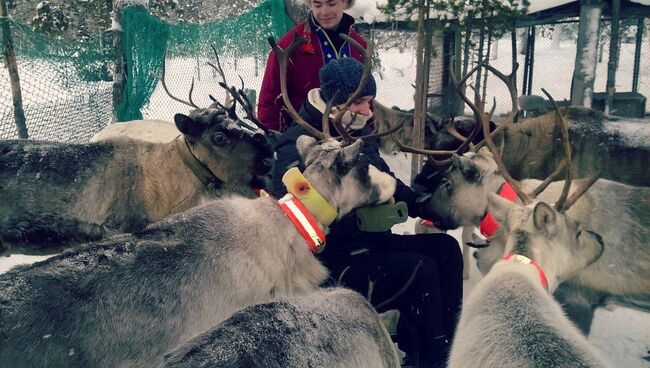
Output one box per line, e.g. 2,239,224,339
319,58,376,105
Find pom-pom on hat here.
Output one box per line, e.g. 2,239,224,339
319,57,376,106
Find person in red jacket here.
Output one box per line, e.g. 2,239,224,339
258,0,367,131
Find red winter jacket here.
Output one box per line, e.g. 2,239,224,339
257,15,367,131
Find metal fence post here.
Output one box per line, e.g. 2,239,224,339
632,17,643,93
1,0,28,138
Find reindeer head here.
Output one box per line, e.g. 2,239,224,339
160,46,276,192
415,148,502,230
297,136,396,218
486,193,604,292
174,107,274,190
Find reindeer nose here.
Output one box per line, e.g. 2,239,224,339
473,251,478,259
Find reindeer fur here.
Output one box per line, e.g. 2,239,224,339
163,288,401,368
0,136,397,367
0,108,273,254
90,120,180,143
419,148,650,334
449,195,611,368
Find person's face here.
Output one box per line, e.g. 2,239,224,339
310,0,348,30
345,95,374,116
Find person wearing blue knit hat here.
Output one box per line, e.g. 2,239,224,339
271,57,463,368
319,57,377,104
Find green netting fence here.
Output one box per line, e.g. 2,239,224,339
0,18,114,142
0,0,294,142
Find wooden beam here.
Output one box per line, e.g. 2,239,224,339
1,0,28,138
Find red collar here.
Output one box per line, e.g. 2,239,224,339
502,253,549,291
479,182,518,237
278,194,326,254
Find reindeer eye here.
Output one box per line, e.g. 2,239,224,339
212,132,230,146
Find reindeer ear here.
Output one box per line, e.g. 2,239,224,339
337,139,363,167
533,202,558,235
379,309,400,336
477,146,494,159
487,192,516,223
452,154,482,183
327,139,362,172
296,135,319,165
175,113,206,138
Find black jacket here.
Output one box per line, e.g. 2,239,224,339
271,100,422,249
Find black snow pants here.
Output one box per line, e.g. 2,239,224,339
319,232,463,368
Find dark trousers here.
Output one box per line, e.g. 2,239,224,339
319,232,463,368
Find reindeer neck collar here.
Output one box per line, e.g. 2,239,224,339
282,167,338,226
502,253,549,291
277,193,327,254
175,135,225,191
479,182,518,237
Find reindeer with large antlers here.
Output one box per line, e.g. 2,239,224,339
267,34,463,368
407,62,650,336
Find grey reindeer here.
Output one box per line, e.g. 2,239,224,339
448,193,611,368
0,133,398,367
163,287,402,368
407,64,650,334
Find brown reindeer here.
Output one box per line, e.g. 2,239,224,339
0,64,274,255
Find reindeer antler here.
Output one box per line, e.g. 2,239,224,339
540,88,573,211
461,63,533,205
539,89,600,212
389,60,494,166
218,80,269,133
208,44,233,109
268,34,329,140
268,33,397,144
159,57,200,109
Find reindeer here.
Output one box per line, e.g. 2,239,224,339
448,193,611,368
0,62,275,255
0,132,399,367
445,82,613,366
163,288,402,368
0,34,405,367
407,63,650,335
90,119,179,143
414,104,650,189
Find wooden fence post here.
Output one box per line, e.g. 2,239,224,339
1,0,28,138
410,0,431,185
111,5,127,122
604,0,620,114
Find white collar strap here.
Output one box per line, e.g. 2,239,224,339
278,194,326,254
502,253,549,291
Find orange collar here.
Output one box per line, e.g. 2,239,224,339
502,253,549,291
479,182,518,237
278,194,326,254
